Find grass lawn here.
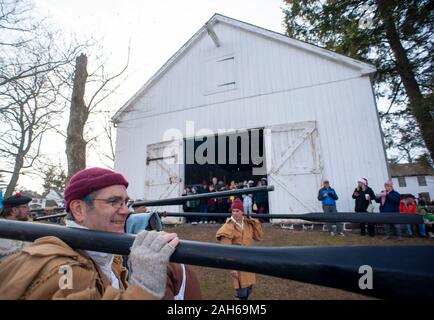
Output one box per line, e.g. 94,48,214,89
164,223,433,300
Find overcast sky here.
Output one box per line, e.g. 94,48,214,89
36,0,287,109
15,0,287,192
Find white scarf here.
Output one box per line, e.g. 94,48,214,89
65,220,120,289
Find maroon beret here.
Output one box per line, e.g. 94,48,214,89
64,167,129,212
231,198,244,212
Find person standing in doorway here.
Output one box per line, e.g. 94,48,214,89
182,186,193,223
198,181,209,224
189,187,200,225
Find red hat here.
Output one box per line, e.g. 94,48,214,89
64,167,129,212
231,198,244,212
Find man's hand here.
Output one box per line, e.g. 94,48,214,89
230,270,239,279
129,230,179,298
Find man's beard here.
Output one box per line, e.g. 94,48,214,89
18,215,29,221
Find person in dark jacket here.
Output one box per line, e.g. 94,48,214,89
215,180,227,223
198,181,209,224
207,185,217,223
318,180,343,236
375,180,402,240
352,178,376,236
189,187,200,225
182,186,193,223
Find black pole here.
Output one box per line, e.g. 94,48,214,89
0,220,433,299
159,212,423,224
33,213,67,221
27,185,274,213
31,208,65,214
33,211,423,224
132,185,274,207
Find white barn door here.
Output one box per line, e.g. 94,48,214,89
266,121,323,223
144,140,183,224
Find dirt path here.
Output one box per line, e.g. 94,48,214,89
164,223,433,300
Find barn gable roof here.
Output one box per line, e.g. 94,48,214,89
113,13,376,123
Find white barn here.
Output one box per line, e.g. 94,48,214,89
112,14,389,221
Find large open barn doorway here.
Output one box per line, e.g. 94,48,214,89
184,129,267,186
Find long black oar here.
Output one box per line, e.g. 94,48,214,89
33,213,67,221
0,220,433,299
29,185,274,214
31,207,65,214
159,212,424,224
33,211,423,224
132,185,274,207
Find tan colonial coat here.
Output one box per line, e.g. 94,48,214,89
0,236,155,300
216,217,263,289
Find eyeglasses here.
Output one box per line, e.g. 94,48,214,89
84,196,132,209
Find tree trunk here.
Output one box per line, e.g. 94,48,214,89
376,0,434,160
66,53,89,182
5,153,24,197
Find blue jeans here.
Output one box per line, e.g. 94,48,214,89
404,224,413,236
322,204,343,233
384,224,402,237
418,224,427,237
199,204,208,223
405,224,426,237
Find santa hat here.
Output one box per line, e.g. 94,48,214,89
358,178,368,186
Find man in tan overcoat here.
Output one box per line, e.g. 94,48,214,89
0,167,179,300
216,198,263,299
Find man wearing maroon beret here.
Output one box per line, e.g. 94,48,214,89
0,167,179,300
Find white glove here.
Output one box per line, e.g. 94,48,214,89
128,230,176,298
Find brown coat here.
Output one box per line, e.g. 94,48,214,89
0,238,27,263
216,217,263,288
163,263,203,300
0,236,155,300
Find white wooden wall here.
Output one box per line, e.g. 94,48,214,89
115,21,389,213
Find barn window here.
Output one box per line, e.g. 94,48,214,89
397,177,406,187
204,55,236,95
417,176,427,186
